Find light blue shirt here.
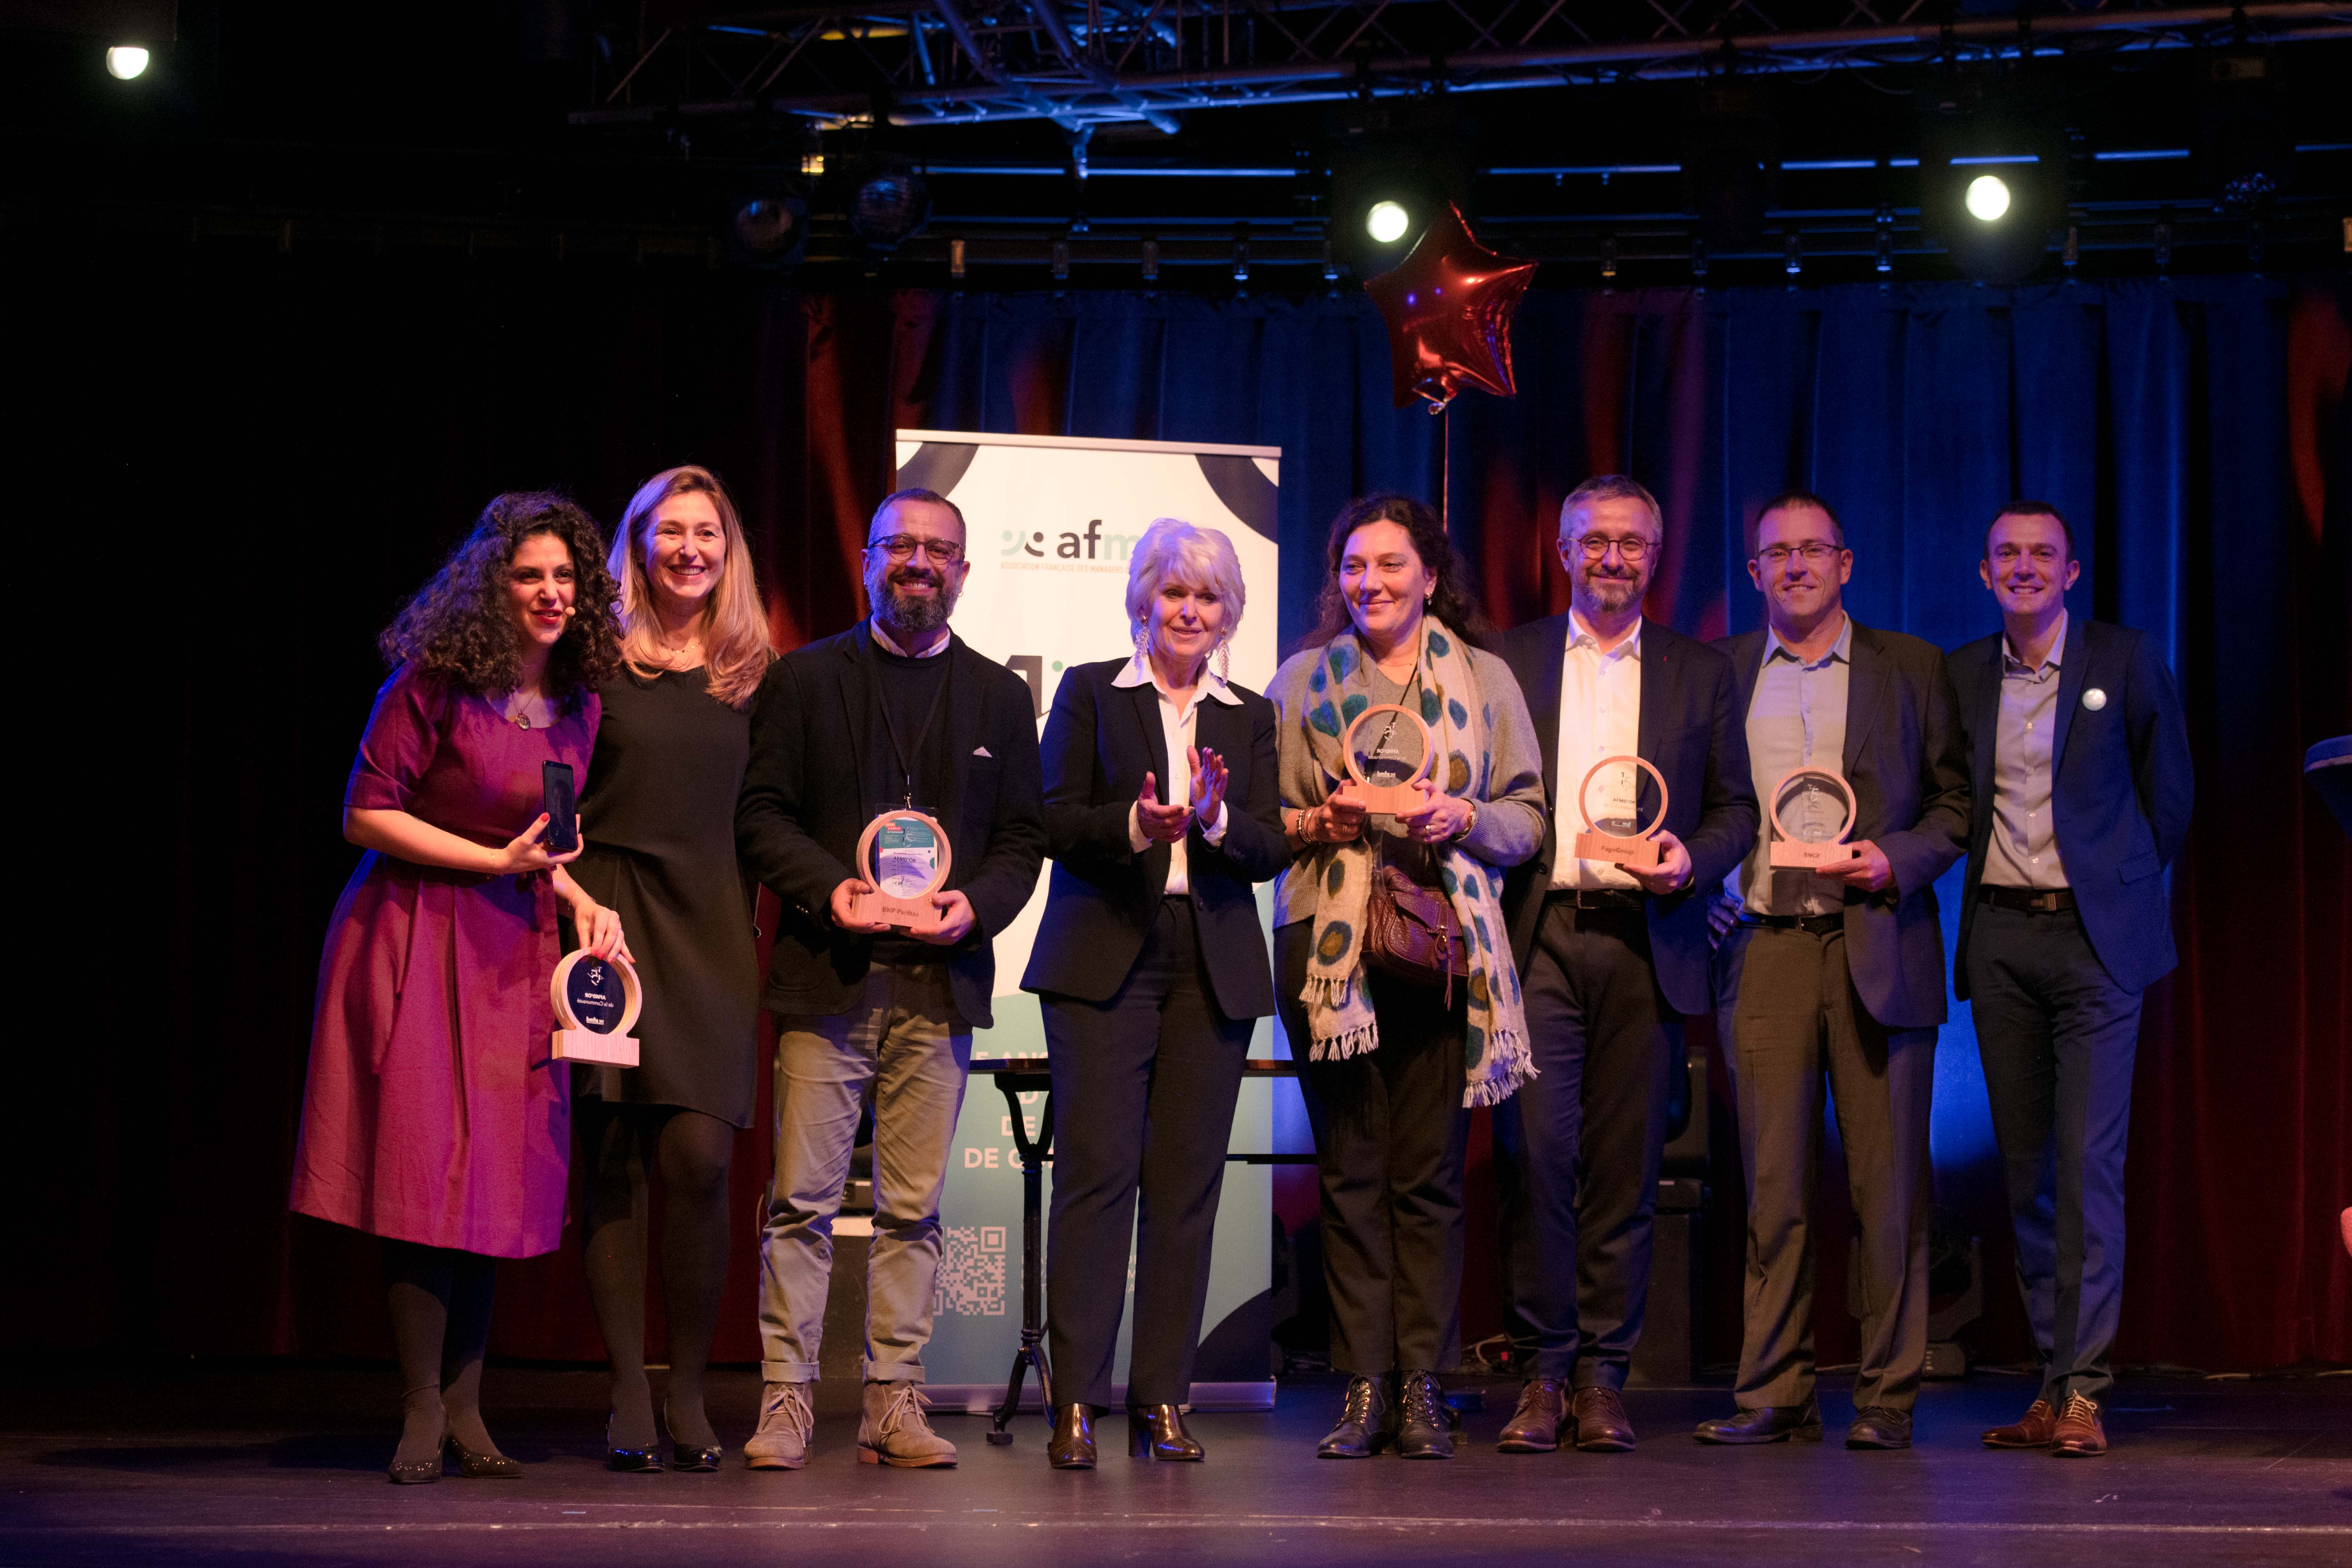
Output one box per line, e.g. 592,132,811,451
1734,616,1853,917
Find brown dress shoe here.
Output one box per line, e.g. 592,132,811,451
2051,1392,2108,1457
1981,1398,2057,1449
1571,1387,1636,1453
1497,1377,1568,1453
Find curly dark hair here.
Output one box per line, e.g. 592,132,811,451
379,492,624,703
1301,492,1498,653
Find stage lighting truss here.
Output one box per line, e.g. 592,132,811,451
570,2,2349,132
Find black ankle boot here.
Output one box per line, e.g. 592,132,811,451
1396,1372,1457,1459
1316,1376,1390,1459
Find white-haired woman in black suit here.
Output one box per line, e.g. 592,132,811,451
1021,518,1286,1470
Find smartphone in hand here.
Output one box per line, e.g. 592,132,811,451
542,762,580,854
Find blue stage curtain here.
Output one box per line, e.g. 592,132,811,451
890,277,2350,1372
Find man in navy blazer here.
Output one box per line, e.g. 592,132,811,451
1948,502,2192,1459
1695,492,1971,1452
1491,476,1757,1454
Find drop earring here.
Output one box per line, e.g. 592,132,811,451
1134,627,1150,665
1216,641,1231,682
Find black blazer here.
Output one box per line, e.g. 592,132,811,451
1947,616,2193,997
1497,614,1758,1018
1714,618,1972,1031
1020,659,1288,1020
735,620,1047,1028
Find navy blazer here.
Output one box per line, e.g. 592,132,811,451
1497,614,1758,1018
1021,659,1288,1020
735,621,1047,1028
1714,618,1972,1031
1947,616,2193,997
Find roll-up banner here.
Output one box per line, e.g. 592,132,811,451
892,429,1283,1410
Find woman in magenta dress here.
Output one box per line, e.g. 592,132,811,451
290,492,631,1484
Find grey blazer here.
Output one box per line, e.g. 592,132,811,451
1713,618,1971,1031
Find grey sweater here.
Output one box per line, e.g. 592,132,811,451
1265,637,1549,930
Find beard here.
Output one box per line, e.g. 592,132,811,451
869,563,960,636
1578,563,1646,614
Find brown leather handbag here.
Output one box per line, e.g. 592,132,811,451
1363,854,1473,1005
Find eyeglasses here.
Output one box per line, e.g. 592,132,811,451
1567,533,1652,561
867,533,965,565
1755,543,1843,567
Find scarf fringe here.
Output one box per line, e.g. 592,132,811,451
1309,1020,1380,1062
1461,1026,1536,1109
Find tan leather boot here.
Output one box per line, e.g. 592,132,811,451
743,1380,814,1470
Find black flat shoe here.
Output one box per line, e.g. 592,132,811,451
606,1411,663,1473
1127,1404,1204,1462
1047,1404,1096,1470
663,1404,722,1472
445,1436,521,1479
1316,1376,1391,1459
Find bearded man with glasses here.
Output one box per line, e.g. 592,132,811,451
736,487,1046,1469
1693,489,1970,1451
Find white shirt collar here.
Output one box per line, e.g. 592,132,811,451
1567,610,1643,662
2002,609,2067,673
1114,650,1242,704
1765,613,1853,668
870,617,950,659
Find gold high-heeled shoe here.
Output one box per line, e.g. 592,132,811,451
1047,1404,1096,1469
1126,1404,1204,1461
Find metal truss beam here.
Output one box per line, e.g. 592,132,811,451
571,2,2352,129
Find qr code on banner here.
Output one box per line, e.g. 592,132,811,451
934,1225,1007,1317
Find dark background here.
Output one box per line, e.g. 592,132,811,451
7,3,2347,1381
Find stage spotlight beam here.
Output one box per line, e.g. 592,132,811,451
1966,175,2012,222
106,45,150,80
1366,201,1410,244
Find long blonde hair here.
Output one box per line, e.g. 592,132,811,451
608,465,774,709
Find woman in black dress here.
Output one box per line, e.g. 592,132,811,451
572,465,774,1472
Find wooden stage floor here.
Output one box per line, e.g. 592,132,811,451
3,1365,2345,1566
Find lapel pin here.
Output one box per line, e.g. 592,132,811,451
2081,687,2108,712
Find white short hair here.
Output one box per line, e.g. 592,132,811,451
1125,518,1246,647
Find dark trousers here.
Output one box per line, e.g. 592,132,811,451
1714,922,1936,1412
1042,898,1252,1409
1278,920,1471,1379
1492,898,1678,1389
1966,902,2142,1404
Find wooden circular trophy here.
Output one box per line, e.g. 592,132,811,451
849,808,953,934
1337,703,1437,813
551,949,643,1066
1573,754,1670,868
1767,764,1861,868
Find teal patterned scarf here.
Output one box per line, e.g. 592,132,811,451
1296,618,1532,1108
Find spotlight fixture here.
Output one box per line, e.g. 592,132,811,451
2199,44,2293,211
1682,80,1780,251
1919,82,2063,286
1964,175,2012,223
105,45,150,80
1323,98,1471,278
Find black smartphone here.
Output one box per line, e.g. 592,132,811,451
542,762,579,854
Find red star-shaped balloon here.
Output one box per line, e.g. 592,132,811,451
1364,203,1539,413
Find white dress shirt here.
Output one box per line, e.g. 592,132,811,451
1113,652,1235,895
1550,612,1643,891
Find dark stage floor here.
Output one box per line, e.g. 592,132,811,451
3,1365,2346,1566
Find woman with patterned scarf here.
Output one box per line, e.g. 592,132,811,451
1268,493,1548,1460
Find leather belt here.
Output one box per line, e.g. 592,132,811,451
1978,885,2076,913
1548,888,1645,912
1739,910,1845,937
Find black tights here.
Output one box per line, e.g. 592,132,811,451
577,1100,737,1448
381,1239,501,1465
